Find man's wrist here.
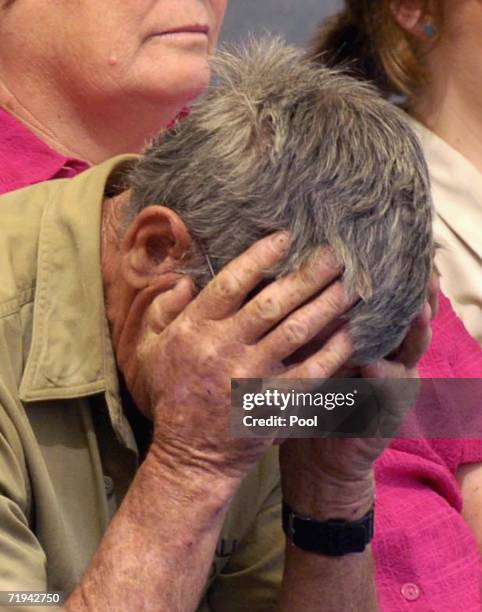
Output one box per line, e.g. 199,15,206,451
145,442,241,509
283,472,375,522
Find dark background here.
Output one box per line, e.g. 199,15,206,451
221,0,343,46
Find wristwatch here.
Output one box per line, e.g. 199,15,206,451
282,501,375,556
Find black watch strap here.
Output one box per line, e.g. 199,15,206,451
282,501,374,557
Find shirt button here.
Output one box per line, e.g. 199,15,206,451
103,475,115,496
401,583,421,601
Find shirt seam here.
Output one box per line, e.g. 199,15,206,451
0,287,35,319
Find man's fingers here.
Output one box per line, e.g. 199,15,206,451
360,359,405,380
395,302,432,370
256,281,357,362
192,232,290,320
145,277,195,335
280,328,354,379
234,248,343,343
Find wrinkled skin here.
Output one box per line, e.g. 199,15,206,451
119,227,434,492
128,234,360,481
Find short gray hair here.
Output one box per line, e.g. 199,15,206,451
128,37,433,364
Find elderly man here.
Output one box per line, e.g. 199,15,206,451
0,40,432,611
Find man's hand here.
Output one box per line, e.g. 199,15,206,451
129,232,359,484
280,300,433,520
71,230,355,612
277,302,433,612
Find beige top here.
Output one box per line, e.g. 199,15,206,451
0,158,283,611
408,117,482,344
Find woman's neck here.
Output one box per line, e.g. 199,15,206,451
409,57,482,174
0,78,181,165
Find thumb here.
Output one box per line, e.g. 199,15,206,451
145,277,195,335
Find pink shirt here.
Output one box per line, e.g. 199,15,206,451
375,293,482,611
0,108,88,194
1,108,481,611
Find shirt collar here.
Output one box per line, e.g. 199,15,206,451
18,155,138,449
407,116,482,260
0,107,89,194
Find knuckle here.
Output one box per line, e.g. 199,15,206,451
321,294,340,316
309,356,334,378
323,283,347,313
202,349,221,373
197,341,221,366
231,362,251,379
170,317,194,345
159,322,196,365
237,234,287,274
196,346,230,383
299,262,319,287
254,295,282,322
213,270,242,302
282,318,309,348
310,340,352,377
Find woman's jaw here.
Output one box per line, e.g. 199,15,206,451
0,0,228,162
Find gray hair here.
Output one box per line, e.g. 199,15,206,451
128,37,433,364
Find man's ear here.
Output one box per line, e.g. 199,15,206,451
121,206,192,289
390,0,432,37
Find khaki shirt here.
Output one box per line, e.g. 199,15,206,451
0,158,283,611
408,118,482,344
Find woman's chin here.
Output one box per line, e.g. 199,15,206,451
134,55,211,106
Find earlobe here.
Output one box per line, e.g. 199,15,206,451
390,0,425,34
121,206,192,289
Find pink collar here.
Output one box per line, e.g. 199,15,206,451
0,107,89,195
